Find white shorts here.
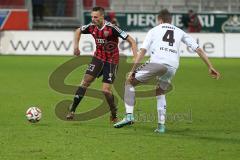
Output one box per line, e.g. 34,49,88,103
134,62,176,90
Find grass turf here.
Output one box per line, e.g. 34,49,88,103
0,55,239,160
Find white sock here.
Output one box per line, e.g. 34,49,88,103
156,95,166,125
124,84,135,114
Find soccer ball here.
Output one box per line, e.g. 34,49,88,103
26,107,42,123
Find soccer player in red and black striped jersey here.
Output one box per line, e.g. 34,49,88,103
66,6,138,123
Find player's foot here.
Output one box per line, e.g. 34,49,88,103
154,124,165,133
66,111,74,120
110,107,118,123
110,116,118,124
113,113,134,128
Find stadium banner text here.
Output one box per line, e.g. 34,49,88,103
84,12,240,33
0,31,239,57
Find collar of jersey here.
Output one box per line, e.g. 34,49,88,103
96,21,108,30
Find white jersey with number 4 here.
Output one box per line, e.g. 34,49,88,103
141,23,199,69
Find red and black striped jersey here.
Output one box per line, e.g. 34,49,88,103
80,21,128,64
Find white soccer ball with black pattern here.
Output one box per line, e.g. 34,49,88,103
26,107,42,123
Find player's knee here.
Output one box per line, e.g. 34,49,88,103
156,86,165,95
80,80,91,88
102,88,112,95
126,78,138,86
126,78,132,84
156,83,173,95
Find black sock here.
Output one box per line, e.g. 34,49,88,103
104,92,117,118
70,86,87,112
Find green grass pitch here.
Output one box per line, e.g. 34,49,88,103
0,55,239,160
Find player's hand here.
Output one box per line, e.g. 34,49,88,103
74,48,80,56
209,67,220,80
132,55,137,62
127,71,135,81
133,52,138,62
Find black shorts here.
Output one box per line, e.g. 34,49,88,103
85,57,118,84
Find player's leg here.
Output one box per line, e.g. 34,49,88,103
115,62,164,128
102,62,118,123
67,57,104,119
69,74,95,112
123,62,152,117
124,76,140,114
155,86,166,133
113,76,139,128
155,65,176,133
114,61,158,128
102,83,118,123
66,74,95,119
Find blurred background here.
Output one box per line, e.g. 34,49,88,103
1,0,240,56
0,0,240,31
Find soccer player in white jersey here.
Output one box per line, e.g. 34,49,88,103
114,9,220,133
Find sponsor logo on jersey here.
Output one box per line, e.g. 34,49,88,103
96,39,106,44
104,41,118,52
103,31,109,37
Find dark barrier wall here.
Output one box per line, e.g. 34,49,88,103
84,12,240,33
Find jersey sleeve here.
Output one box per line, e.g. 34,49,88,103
181,32,199,51
80,23,91,34
112,25,128,40
141,29,153,51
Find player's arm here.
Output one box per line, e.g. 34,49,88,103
195,48,220,79
128,29,152,79
111,25,137,59
73,24,91,56
126,35,138,60
130,28,152,73
182,32,220,79
73,28,81,56
127,48,146,80
131,48,146,72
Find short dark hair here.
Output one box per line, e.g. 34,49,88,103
158,9,172,23
188,9,194,13
92,6,105,16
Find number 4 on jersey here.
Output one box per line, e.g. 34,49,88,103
162,30,175,46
